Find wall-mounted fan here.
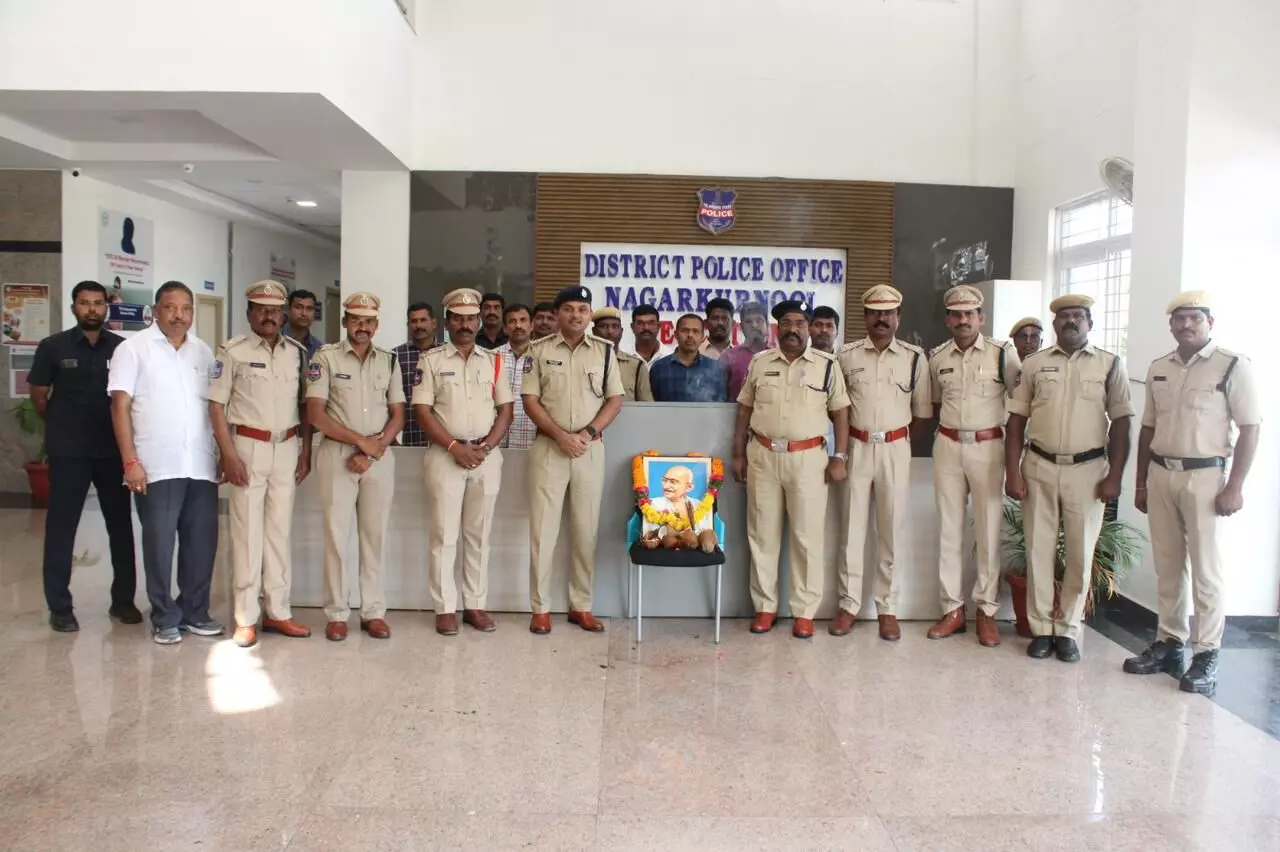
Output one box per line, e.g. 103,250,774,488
1100,157,1134,205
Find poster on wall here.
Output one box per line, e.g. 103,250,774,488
98,208,155,334
580,242,847,355
2,283,51,345
8,346,35,398
271,253,297,286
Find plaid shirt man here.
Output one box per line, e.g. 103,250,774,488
394,341,437,447
497,342,537,449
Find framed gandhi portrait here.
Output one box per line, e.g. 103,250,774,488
632,453,723,537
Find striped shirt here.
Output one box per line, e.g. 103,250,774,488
497,342,537,449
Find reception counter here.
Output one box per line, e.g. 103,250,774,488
290,402,1008,622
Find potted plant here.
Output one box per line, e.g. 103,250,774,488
1000,497,1145,637
11,398,49,501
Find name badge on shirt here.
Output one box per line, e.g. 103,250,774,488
939,367,955,375
335,373,352,380
60,358,79,368
546,359,563,366
440,371,456,377
765,370,781,377
1040,366,1059,373
1152,375,1167,382
849,367,865,375
249,362,267,368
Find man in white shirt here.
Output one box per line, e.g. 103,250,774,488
109,281,223,645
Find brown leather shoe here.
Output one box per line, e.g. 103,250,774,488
361,618,391,639
233,625,258,648
435,613,459,636
463,609,496,632
529,612,552,635
262,617,311,638
927,607,967,639
568,610,605,632
325,621,348,642
878,614,902,642
750,612,776,634
793,617,815,639
829,609,856,636
976,611,1001,647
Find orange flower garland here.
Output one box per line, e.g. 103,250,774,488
633,451,724,531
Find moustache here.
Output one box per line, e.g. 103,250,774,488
874,322,889,329
1063,324,1078,332
781,332,801,342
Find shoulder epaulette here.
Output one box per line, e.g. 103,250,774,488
373,344,395,357
749,348,777,363
280,335,304,351
835,341,858,356
217,335,246,351
1215,346,1242,360
615,349,636,363
317,342,341,353
928,341,950,359
899,340,925,356
809,347,836,362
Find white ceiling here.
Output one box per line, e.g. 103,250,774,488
0,92,405,244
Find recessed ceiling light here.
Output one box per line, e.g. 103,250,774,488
294,200,318,208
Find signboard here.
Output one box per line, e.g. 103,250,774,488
8,346,35,398
2,283,50,345
99,208,154,334
270,253,296,284
580,242,847,354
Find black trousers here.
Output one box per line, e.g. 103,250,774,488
134,478,218,630
43,456,137,615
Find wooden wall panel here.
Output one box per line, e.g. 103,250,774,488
534,174,894,340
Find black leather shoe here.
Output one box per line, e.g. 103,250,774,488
1055,637,1081,663
1179,650,1219,695
1026,636,1054,658
108,602,144,625
1123,638,1186,675
50,611,80,633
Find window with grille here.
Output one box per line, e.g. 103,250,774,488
1053,191,1132,356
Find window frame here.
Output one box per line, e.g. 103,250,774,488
1052,190,1132,356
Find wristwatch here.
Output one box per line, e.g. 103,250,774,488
481,443,493,455
833,452,849,462
583,425,599,439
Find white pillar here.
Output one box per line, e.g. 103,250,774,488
341,171,410,342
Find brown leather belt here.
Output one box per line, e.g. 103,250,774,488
938,426,1003,444
755,433,825,453
235,425,299,443
851,426,909,444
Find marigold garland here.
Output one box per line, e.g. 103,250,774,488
632,451,724,531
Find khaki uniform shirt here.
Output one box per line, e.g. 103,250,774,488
699,341,726,361
1008,343,1134,453
411,343,514,440
837,337,931,432
616,351,654,401
305,340,405,435
1143,342,1261,458
524,333,625,433
737,347,850,441
929,336,1021,430
206,333,305,431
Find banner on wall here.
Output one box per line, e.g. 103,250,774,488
98,208,154,334
580,242,847,354
271,254,297,284
3,283,51,345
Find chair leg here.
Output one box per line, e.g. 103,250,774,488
714,563,722,645
636,564,643,643
627,562,634,619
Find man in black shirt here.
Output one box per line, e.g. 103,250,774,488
28,280,140,632
475,292,509,350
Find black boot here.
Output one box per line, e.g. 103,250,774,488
1026,636,1055,658
1179,650,1219,695
1055,636,1081,663
1123,638,1187,675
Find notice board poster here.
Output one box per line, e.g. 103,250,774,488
2,283,50,345
99,208,155,334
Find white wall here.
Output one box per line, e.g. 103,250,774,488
61,173,229,335
229,223,341,340
416,0,1020,184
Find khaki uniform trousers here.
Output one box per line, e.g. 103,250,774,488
933,434,1003,616
837,438,911,615
1023,454,1107,640
423,444,503,614
528,434,604,613
315,438,395,622
746,441,828,619
1148,464,1227,652
228,433,299,627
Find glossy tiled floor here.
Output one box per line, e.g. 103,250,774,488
2,505,1279,851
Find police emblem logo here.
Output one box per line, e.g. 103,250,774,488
306,362,322,382
413,368,423,387
697,188,737,235
209,360,223,380
521,356,533,374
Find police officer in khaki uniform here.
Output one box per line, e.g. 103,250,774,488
413,288,515,636
831,285,930,641
1124,291,1262,695
208,281,315,648
305,292,405,642
733,300,850,640
592,307,653,401
927,284,1021,643
1010,316,1044,362
523,286,625,634
1006,294,1133,662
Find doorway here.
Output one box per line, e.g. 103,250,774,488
195,295,224,346
324,287,341,344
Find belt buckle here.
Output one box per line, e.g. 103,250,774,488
1167,458,1185,472
869,431,886,443
957,430,976,444
770,438,788,453
1055,453,1074,465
